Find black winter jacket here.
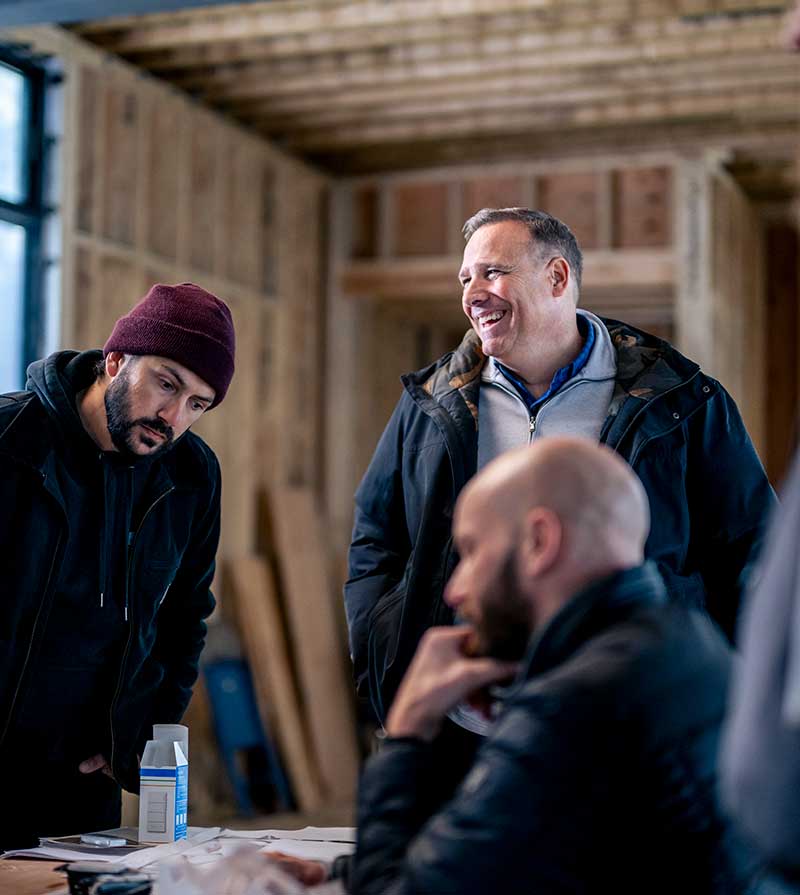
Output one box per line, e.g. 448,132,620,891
346,320,775,722
0,351,220,792
353,564,760,895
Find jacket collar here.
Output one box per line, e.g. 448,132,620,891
0,385,206,497
517,562,667,682
404,317,704,444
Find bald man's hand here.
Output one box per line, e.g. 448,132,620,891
386,627,518,742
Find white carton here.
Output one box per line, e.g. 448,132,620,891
138,725,189,844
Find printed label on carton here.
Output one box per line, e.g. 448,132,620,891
138,741,188,843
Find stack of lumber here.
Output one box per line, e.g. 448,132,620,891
227,487,360,812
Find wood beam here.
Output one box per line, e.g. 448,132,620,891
307,120,800,176
280,83,800,151
339,249,675,300
230,57,800,125
208,41,786,111
72,1,303,33
87,2,784,64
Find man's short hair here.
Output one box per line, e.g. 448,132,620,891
462,208,583,292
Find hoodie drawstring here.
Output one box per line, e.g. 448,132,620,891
99,456,108,608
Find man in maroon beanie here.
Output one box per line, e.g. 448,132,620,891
0,283,235,850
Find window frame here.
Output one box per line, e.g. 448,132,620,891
0,45,46,389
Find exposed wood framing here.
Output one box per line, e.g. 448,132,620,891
77,0,786,53
675,157,766,454
339,249,675,300
7,23,329,567
57,1,799,174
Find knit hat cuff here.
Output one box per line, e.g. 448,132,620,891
104,316,234,407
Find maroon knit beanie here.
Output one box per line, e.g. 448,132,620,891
104,283,235,408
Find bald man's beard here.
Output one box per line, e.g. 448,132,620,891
473,551,534,662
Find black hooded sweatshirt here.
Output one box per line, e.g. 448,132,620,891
9,350,156,767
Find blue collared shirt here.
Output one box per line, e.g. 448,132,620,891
496,314,595,416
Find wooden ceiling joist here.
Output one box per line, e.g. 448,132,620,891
315,120,800,175
65,0,800,174
94,4,784,71
183,21,782,103
221,54,800,121
283,85,800,151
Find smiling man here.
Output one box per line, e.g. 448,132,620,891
0,282,235,849
345,207,774,767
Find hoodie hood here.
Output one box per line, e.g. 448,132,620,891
26,349,104,462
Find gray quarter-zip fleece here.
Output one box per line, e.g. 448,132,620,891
477,309,618,470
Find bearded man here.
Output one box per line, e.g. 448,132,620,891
352,438,760,895
0,282,235,849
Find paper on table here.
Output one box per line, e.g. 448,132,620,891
221,826,356,843
0,844,134,863
1,826,219,865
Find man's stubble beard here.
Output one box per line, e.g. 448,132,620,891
104,366,175,461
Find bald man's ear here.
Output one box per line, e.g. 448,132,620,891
518,506,562,580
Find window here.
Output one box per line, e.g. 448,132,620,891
0,48,46,393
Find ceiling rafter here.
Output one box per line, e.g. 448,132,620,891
281,84,800,150
78,0,785,53
229,57,800,125
170,15,781,95
65,0,800,174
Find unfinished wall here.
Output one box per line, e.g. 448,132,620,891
675,158,766,457
12,26,328,568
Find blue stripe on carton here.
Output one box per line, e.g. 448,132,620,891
175,764,188,840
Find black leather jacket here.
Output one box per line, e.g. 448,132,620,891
345,320,776,722
353,564,761,895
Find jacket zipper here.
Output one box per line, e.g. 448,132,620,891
109,485,175,780
493,376,602,441
0,528,64,752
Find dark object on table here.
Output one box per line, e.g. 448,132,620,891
90,874,151,894
58,862,151,895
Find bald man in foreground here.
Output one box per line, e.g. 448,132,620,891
351,438,758,895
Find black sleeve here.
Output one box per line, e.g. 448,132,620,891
352,704,607,895
686,383,776,641
344,395,412,695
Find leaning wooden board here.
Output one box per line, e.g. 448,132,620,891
227,555,323,812
270,487,360,802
